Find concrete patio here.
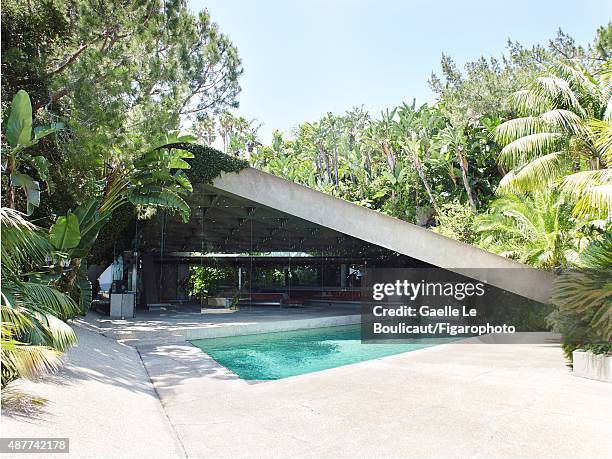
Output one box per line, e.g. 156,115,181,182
2,311,611,458
81,305,361,345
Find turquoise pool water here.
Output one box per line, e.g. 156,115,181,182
191,324,447,380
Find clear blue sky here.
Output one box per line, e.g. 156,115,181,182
188,0,610,143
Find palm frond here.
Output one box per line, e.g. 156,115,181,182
604,93,612,122
578,232,612,270
20,282,80,320
510,89,553,116
551,61,600,104
0,208,51,277
498,132,565,169
561,169,612,218
495,117,545,145
589,118,612,164
572,185,612,218
1,337,61,384
0,300,32,335
552,270,612,341
497,152,568,194
23,313,78,352
539,109,589,136
533,75,587,117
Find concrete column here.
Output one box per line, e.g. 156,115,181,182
177,263,189,300
340,264,347,288
140,252,159,307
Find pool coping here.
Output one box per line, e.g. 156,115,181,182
180,313,362,341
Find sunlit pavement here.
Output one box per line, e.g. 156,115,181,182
2,314,611,458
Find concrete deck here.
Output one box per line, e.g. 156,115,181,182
81,305,361,346
141,339,612,458
1,325,183,459
2,312,611,458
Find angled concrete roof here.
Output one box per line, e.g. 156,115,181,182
212,168,553,303
142,167,553,303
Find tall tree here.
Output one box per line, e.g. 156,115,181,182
494,60,611,218
2,0,242,208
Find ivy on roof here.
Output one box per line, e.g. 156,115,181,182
170,143,249,184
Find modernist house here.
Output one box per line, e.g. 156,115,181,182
111,166,552,314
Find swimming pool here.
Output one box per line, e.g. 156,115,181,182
191,324,447,380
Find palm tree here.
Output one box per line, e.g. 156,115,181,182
549,232,612,346
475,191,585,269
1,208,79,386
494,60,611,218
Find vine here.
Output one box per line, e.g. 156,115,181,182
170,143,249,184
88,144,248,266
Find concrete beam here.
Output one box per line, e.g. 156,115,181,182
212,168,554,303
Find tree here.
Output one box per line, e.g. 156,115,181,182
438,125,477,211
429,29,593,128
494,60,611,218
2,1,242,119
550,232,612,343
2,0,242,208
194,116,218,146
475,191,585,269
1,207,79,386
49,132,198,312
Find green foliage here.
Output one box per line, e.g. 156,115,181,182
433,201,476,243
49,135,199,312
252,102,489,224
49,212,81,251
188,266,234,299
2,90,63,214
475,191,587,269
429,28,601,128
173,143,249,184
194,112,261,157
494,60,611,218
6,90,33,146
550,233,612,343
1,208,78,386
1,0,243,216
547,231,611,365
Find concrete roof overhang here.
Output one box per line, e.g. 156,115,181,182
141,167,553,303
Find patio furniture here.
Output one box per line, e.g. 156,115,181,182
208,297,233,308
239,292,288,307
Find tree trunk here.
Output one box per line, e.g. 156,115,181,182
6,157,16,209
412,154,440,215
319,145,333,185
456,146,477,212
333,146,339,190
7,186,16,209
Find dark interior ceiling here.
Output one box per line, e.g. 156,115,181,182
140,183,395,258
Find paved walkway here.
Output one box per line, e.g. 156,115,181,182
81,305,359,345
2,314,611,458
139,339,612,458
1,326,183,458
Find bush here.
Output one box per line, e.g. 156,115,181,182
433,200,475,243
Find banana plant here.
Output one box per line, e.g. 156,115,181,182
49,133,196,312
438,125,478,211
2,90,63,214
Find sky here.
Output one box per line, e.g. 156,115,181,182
188,0,610,143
